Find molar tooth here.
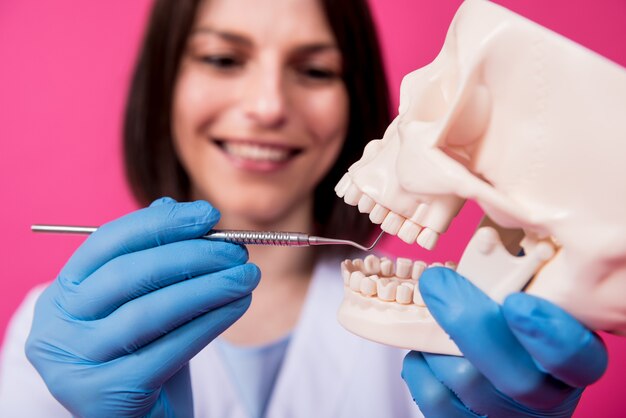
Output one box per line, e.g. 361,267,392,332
395,258,412,279
341,260,354,285
357,194,376,214
381,212,404,235
369,204,389,224
335,173,351,198
416,227,440,250
413,286,426,306
349,271,366,292
397,220,422,244
377,279,398,302
364,254,381,275
445,261,458,270
411,261,426,280
380,258,395,276
344,184,363,206
360,275,378,297
396,283,414,304
410,203,429,225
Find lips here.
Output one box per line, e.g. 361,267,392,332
213,139,303,171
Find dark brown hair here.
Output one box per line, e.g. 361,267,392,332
124,0,391,252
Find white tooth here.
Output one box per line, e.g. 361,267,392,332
369,204,389,224
344,184,362,206
341,260,354,285
335,173,351,198
416,227,440,250
413,286,426,306
357,194,376,214
381,212,404,235
350,271,365,292
396,283,414,304
410,203,429,225
360,275,378,297
377,279,398,301
364,254,381,275
395,258,412,279
352,258,365,271
411,261,426,280
445,261,458,270
380,258,395,276
397,220,422,244
430,262,444,268
225,143,289,162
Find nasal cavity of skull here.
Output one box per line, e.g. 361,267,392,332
440,84,491,164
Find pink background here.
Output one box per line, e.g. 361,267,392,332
1,0,625,415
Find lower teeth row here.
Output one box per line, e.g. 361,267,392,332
341,256,457,306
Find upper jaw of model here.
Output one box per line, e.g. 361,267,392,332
335,0,626,355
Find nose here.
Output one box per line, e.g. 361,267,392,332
242,65,288,128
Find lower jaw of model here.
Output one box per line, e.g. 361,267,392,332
338,253,464,355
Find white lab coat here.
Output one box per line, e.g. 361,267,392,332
0,256,424,418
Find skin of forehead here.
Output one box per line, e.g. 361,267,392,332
193,0,337,49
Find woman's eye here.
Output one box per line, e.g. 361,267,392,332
199,55,243,70
299,66,338,81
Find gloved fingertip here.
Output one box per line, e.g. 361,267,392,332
502,292,567,337
150,196,178,207
190,200,221,226
419,267,486,324
503,292,608,387
243,262,262,290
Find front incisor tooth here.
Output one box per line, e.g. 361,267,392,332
369,204,389,224
360,275,378,297
397,220,422,244
364,254,381,275
357,194,376,214
341,260,354,285
413,285,426,306
349,271,366,292
344,184,363,206
411,261,426,280
381,212,404,235
416,227,440,250
334,173,351,197
396,283,414,304
377,279,398,301
395,258,412,279
410,203,429,225
380,258,395,276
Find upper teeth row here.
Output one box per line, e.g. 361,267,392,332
335,173,440,250
223,142,290,162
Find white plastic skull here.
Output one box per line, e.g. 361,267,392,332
335,0,626,355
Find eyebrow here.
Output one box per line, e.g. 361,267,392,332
191,27,253,47
191,27,340,54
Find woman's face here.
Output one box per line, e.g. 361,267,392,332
172,0,348,228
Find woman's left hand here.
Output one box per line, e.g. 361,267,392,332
401,267,608,418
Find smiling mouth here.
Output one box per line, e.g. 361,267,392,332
215,139,303,164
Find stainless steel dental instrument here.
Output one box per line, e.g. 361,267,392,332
31,224,385,251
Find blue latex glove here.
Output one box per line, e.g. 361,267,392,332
402,267,608,418
26,198,260,417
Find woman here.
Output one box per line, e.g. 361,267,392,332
0,0,607,416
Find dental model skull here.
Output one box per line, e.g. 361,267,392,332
335,0,626,355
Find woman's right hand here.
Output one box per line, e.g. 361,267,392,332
26,197,260,418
